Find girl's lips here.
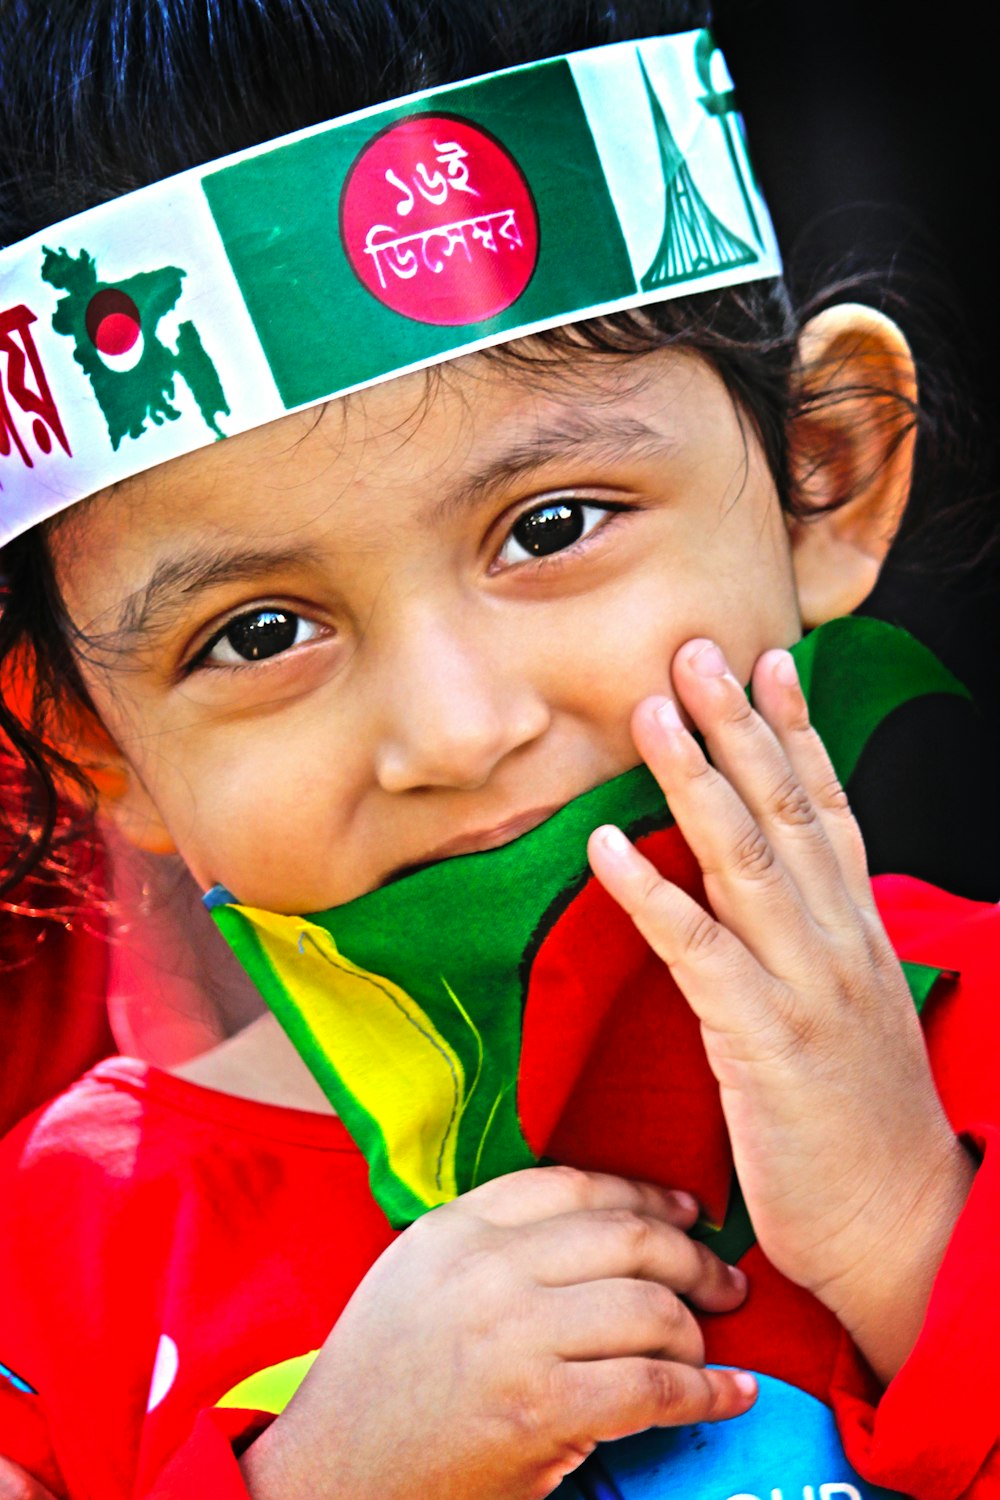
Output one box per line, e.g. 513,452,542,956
383,805,563,885
422,805,564,861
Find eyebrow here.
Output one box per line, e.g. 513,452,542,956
427,411,677,522
114,544,316,645
111,411,675,644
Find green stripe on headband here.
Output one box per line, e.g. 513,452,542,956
0,29,780,544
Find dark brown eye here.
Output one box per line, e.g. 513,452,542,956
200,608,318,667
497,500,620,567
509,503,585,557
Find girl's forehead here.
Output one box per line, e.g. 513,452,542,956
48,340,738,657
49,339,771,657
72,343,708,532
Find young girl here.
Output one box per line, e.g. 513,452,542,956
1,3,997,1498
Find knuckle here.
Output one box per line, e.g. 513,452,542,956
496,1378,551,1450
597,1206,653,1256
683,751,718,788
768,772,817,830
816,770,852,817
677,905,723,958
402,1202,451,1254
722,692,757,735
703,1370,732,1422
636,867,667,909
785,694,813,734
641,1279,684,1330
690,1237,725,1288
542,1163,593,1202
644,1360,686,1414
731,822,778,882
731,829,775,880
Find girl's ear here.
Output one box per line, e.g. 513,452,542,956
787,302,917,627
68,710,178,856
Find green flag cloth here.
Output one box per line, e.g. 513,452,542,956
208,617,964,1231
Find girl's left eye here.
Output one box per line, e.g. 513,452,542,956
495,500,619,567
193,608,323,669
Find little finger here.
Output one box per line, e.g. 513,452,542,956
560,1359,756,1442
750,648,874,912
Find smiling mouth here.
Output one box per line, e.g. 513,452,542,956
382,805,563,886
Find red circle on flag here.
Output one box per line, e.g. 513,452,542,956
340,114,538,326
85,289,141,355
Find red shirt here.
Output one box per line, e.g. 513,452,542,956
0,875,998,1498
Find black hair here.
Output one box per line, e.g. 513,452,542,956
0,0,972,898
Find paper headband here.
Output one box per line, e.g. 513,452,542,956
0,28,780,546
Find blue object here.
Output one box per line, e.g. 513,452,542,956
556,1371,905,1500
0,1356,36,1395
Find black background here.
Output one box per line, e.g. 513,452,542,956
713,2,999,892
716,0,999,697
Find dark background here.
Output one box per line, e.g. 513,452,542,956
712,1,999,896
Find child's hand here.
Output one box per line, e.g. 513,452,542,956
588,640,977,1385
0,1457,58,1500
239,1167,754,1500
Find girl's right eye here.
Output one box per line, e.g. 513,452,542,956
192,608,323,670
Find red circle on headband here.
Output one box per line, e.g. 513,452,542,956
340,114,539,326
84,289,141,355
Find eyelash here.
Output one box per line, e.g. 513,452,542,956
182,607,325,676
181,498,632,675
491,496,632,573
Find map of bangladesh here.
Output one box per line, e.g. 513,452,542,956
41,247,229,450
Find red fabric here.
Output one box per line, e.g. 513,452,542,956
830,877,1000,1498
521,826,732,1226
0,875,996,1497
0,1062,395,1498
146,1411,272,1499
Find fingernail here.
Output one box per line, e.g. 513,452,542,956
597,824,631,856
654,698,684,732
731,1371,757,1398
773,650,799,688
690,641,728,678
667,1190,699,1214
727,1264,748,1292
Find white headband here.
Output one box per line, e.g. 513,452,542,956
0,28,780,545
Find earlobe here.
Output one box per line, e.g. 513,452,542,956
787,303,917,628
102,778,179,857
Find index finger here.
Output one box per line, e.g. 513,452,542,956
454,1164,700,1232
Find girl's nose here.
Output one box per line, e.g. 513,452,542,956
373,617,550,794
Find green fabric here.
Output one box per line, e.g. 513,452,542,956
210,617,969,1227
692,1175,755,1264
214,765,671,1225
792,616,969,787
202,59,633,409
901,960,947,1016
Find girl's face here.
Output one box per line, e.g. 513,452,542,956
54,344,803,911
